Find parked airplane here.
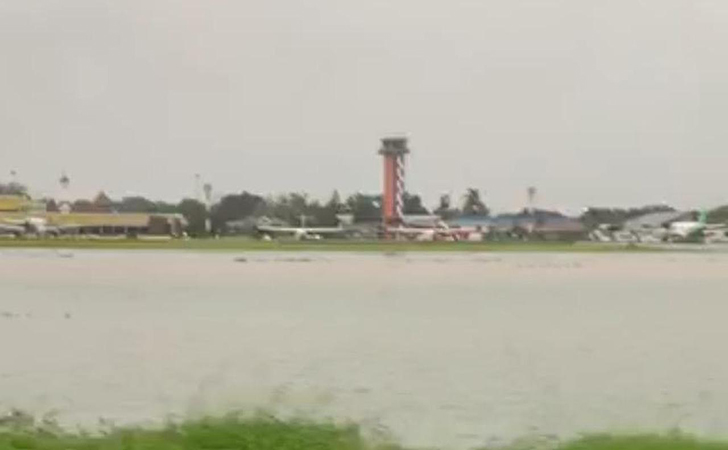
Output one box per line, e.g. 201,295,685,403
385,222,478,241
0,217,79,237
704,226,728,243
591,210,727,244
0,222,24,236
664,210,726,242
255,223,348,240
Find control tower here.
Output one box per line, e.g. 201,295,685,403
378,136,410,227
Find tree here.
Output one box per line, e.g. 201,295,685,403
93,191,115,212
462,188,489,216
117,196,159,213
0,182,27,195
346,193,381,222
579,204,676,229
403,192,429,215
266,193,311,225
308,191,342,226
210,192,265,231
46,199,60,212
708,205,728,224
328,190,342,209
177,199,208,236
71,200,95,212
434,193,459,220
155,201,179,214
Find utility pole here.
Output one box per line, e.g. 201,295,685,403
194,174,201,202
203,182,213,234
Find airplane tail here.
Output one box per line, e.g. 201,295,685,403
698,209,708,225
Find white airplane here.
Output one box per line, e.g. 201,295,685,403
385,222,478,241
704,226,728,243
0,217,79,237
589,224,621,242
0,222,24,236
255,223,348,240
664,210,725,242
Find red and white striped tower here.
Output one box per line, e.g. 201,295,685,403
378,136,410,229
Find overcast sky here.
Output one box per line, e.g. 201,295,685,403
1,0,727,213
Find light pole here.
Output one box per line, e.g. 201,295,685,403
203,182,212,234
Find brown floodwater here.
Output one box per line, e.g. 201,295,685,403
1,249,727,448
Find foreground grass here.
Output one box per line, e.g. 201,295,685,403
0,415,726,450
0,237,658,253
0,415,395,450
557,434,728,450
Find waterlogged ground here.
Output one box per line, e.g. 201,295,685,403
1,250,728,449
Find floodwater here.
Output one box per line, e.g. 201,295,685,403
1,250,728,449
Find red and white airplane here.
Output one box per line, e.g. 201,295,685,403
385,217,482,241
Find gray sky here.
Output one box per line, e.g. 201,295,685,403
1,0,727,213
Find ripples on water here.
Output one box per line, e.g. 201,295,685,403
1,250,728,449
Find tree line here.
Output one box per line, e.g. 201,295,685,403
5,182,723,234
579,204,677,229
0,182,492,235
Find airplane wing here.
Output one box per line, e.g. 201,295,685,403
386,226,435,236
303,227,345,235
54,224,81,231
256,225,300,234
705,224,727,231
1,218,26,226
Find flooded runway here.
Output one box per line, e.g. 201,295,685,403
1,250,727,449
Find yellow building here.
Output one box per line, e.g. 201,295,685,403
0,195,187,237
0,195,44,213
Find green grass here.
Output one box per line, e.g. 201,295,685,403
555,434,728,450
0,414,398,450
0,237,660,253
0,413,726,450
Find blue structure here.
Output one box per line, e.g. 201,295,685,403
448,209,585,240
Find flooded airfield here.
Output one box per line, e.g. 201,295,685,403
1,250,728,449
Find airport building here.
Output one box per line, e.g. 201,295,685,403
0,194,187,237
0,194,45,213
450,210,587,241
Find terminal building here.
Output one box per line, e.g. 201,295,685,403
0,193,186,237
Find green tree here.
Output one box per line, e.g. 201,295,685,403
264,193,312,225
462,188,489,216
71,199,95,212
346,193,381,222
177,198,208,236
434,194,459,220
579,204,676,229
0,182,27,195
403,192,429,215
707,205,728,224
210,192,266,231
117,196,159,213
155,201,179,214
308,191,342,226
45,199,59,212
